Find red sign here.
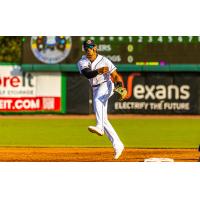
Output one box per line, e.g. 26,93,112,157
0,97,61,111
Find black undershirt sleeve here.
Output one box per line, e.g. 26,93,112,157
81,68,99,79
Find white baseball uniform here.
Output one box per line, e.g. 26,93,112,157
77,54,124,151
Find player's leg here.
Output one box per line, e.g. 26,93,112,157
103,105,123,148
92,82,112,130
89,81,124,159
101,81,124,159
103,101,124,159
93,94,104,130
88,86,105,136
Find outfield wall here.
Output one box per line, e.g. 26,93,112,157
66,72,200,114
108,72,199,114
1,64,200,114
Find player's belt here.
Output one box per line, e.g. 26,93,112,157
92,81,107,87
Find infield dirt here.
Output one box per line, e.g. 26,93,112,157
0,147,198,162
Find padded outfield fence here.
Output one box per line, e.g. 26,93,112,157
1,63,200,114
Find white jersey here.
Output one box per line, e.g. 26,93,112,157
77,54,116,86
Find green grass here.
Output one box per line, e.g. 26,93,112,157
0,118,199,148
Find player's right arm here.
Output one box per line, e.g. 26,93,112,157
81,67,108,79
78,58,108,79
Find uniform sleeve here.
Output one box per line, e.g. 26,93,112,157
77,59,89,74
105,57,117,74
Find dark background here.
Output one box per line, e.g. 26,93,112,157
66,72,200,114
22,36,200,65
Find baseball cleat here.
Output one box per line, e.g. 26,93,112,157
114,145,124,160
88,126,104,136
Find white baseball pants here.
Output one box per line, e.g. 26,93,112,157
92,80,124,149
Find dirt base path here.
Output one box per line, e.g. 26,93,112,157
0,148,199,162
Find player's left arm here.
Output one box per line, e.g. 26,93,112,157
111,70,128,101
111,70,123,87
106,58,127,99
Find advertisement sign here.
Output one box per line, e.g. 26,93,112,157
108,72,198,114
0,65,62,112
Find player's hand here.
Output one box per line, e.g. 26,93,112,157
97,66,109,74
114,86,128,101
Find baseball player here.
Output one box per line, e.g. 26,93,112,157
77,39,127,159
